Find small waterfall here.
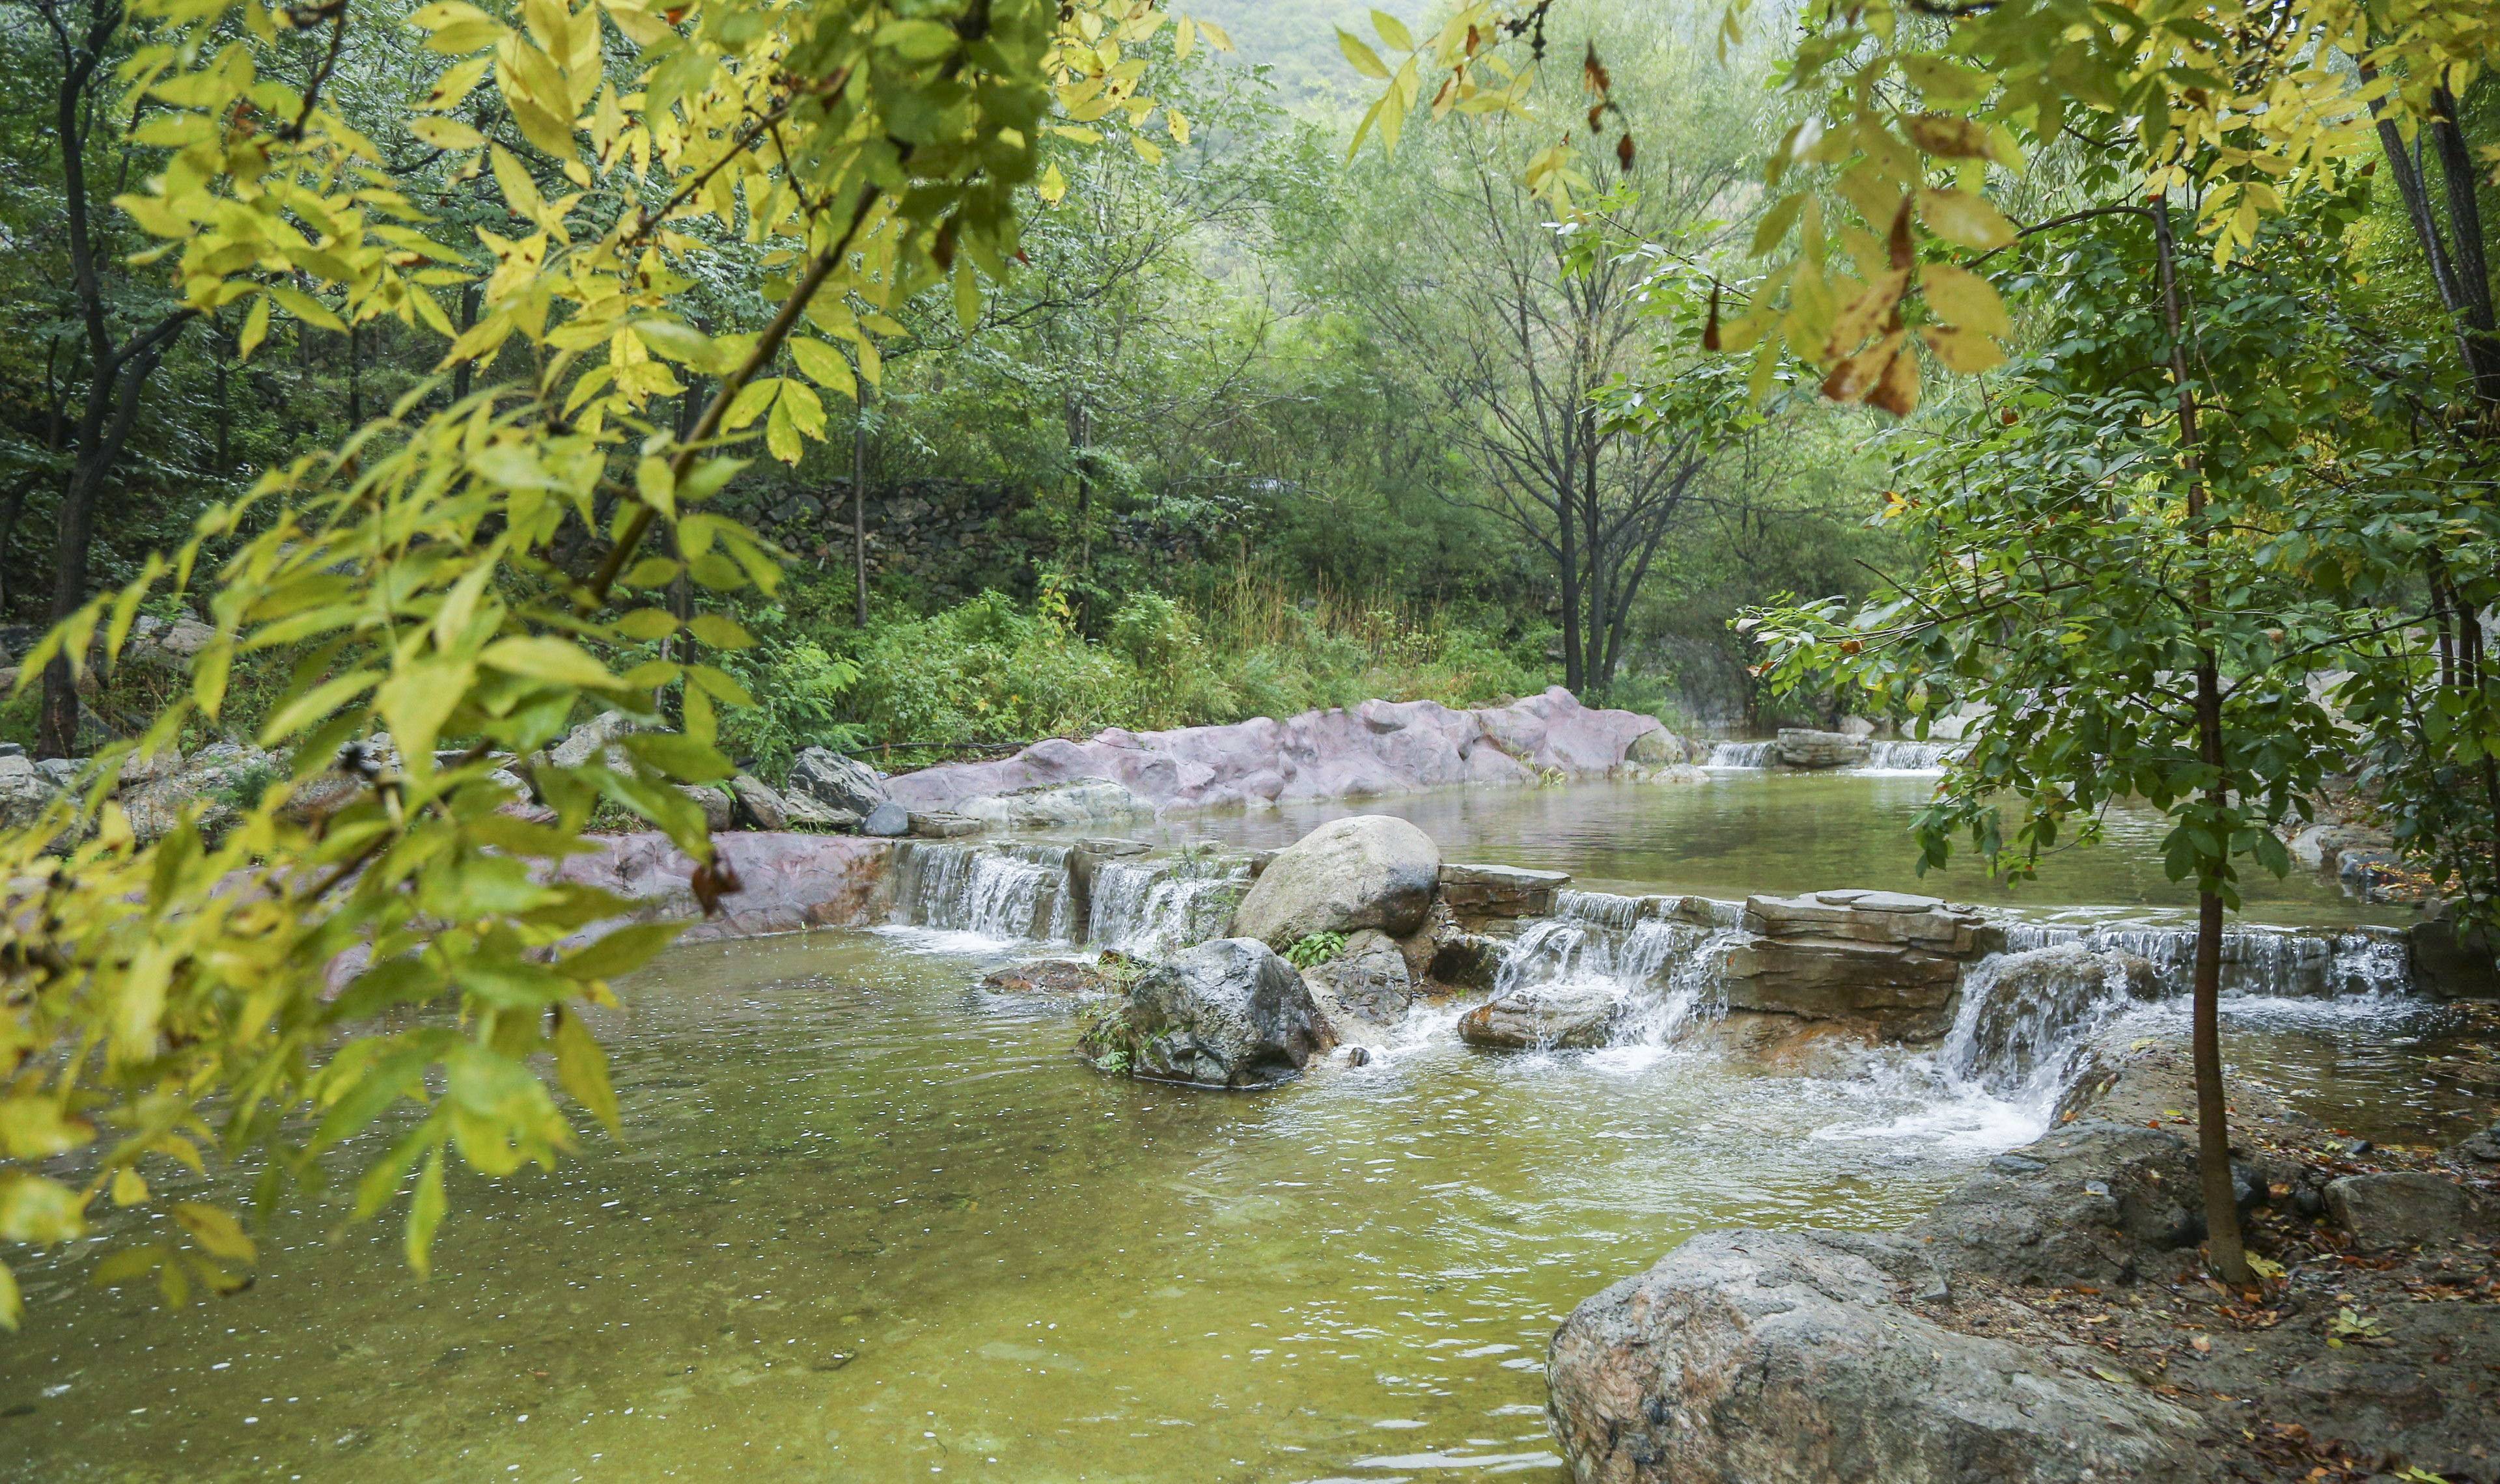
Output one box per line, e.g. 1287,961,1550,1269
1494,898,1743,1047
1859,739,1961,773
1085,857,1247,956
891,842,1076,942
1704,740,1777,769
1997,920,2409,1000
1938,945,2157,1100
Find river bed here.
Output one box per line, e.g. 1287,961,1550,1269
0,776,2468,1483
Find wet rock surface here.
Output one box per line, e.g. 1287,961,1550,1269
1437,861,1569,920
1298,928,1415,1045
1229,813,1441,948
2326,1171,2495,1252
980,958,1122,999
1079,937,1333,1089
954,776,1148,829
1720,889,1992,1038
555,831,894,941
1458,983,1620,1051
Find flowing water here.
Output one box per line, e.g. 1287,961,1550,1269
0,779,2474,1483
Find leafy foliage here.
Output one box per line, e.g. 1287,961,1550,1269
1282,929,1345,969
0,0,1229,1326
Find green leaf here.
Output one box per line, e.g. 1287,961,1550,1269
874,18,958,59
479,637,618,691
1371,8,1412,52
405,1149,447,1277
553,1007,621,1136
686,613,752,649
555,921,687,981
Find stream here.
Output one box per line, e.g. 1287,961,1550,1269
1,773,2484,1483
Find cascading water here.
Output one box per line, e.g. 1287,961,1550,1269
1085,857,1246,956
1858,739,1962,773
1704,740,1777,769
1997,920,2409,1000
1491,891,1745,1047
890,842,1076,942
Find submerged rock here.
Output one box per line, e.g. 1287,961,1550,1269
982,958,1120,999
1230,814,1441,948
1547,1228,2203,1484
1079,937,1333,1089
1958,944,2163,1085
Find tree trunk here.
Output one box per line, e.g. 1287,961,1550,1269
451,284,479,404
1557,448,1582,692
852,375,870,627
2153,192,2255,1287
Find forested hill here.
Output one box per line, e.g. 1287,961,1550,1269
1190,0,1434,110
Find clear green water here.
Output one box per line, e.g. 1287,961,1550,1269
0,779,2446,1482
1138,774,2401,928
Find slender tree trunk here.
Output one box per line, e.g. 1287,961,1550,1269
451,284,479,404
852,376,870,627
2359,63,2500,413
1557,454,1582,692
1067,393,1093,578
2153,193,2255,1287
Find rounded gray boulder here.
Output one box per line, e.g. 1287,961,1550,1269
1229,814,1441,948
1081,938,1333,1088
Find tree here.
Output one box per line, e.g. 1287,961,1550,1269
1748,191,2392,1285
0,0,1198,1326
1322,9,1775,691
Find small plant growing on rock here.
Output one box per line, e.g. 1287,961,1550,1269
1077,1006,1143,1075
1284,931,1348,969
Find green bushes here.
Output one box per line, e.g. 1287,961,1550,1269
823,582,1544,754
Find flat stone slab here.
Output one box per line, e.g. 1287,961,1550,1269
1439,862,1570,918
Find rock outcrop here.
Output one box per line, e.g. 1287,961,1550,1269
1230,814,1441,948
2326,1171,2495,1252
879,688,1669,818
1547,1226,2204,1484
1080,937,1333,1088
1298,928,1415,1045
952,777,1150,829
555,831,894,941
786,747,889,817
1774,728,1870,769
1721,890,1995,1038
1956,944,2163,1086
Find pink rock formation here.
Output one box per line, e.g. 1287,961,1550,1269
880,688,1665,816
557,831,895,941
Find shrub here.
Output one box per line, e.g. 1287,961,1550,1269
1283,930,1347,969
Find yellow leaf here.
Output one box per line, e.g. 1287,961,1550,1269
1916,187,2016,249
1174,14,1194,61
1923,264,2010,336
786,338,857,400
406,1149,447,1276
1919,325,2007,373
0,1260,17,1331
411,115,486,150
490,144,546,221
1372,8,1413,52
553,1008,620,1136
1338,29,1390,80
419,55,492,111
111,1168,148,1207
238,294,271,361
173,1203,257,1264
0,1173,89,1244
1167,109,1190,148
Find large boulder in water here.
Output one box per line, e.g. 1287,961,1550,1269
786,747,889,816
1081,937,1333,1088
1721,890,1993,1039
1546,1226,2204,1484
1775,728,1871,769
1230,815,1440,948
